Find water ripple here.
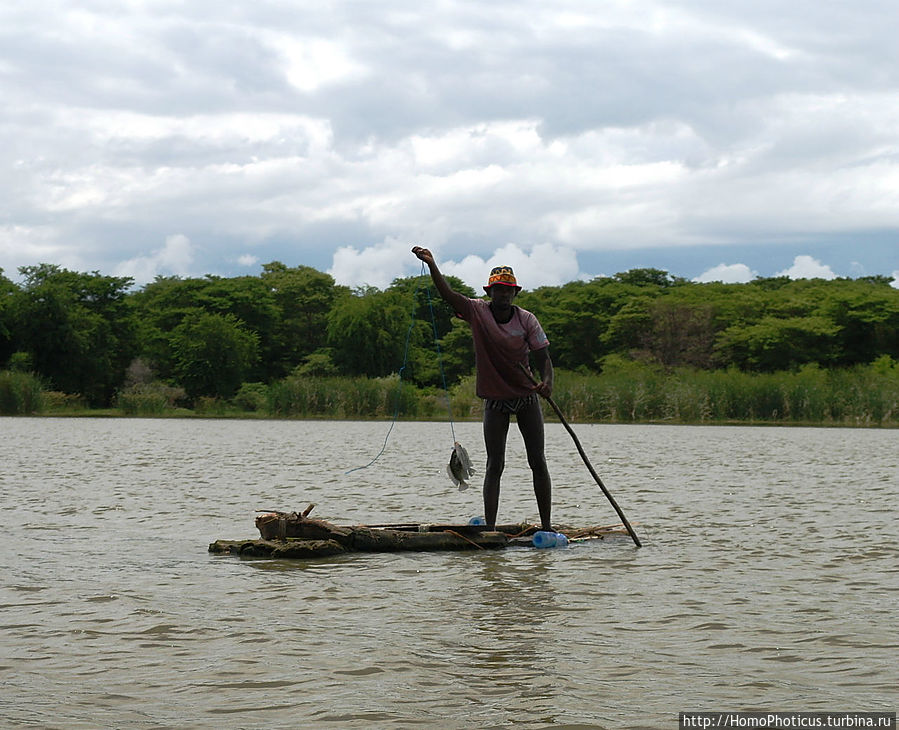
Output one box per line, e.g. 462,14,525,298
0,418,896,728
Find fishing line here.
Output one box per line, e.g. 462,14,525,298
344,296,416,475
345,261,456,473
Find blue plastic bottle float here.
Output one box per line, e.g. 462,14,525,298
469,518,568,548
532,530,569,549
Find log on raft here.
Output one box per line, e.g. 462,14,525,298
209,538,349,559
208,507,633,559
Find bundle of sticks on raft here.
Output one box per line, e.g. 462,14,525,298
208,504,634,559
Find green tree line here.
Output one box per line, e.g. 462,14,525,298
1,261,898,421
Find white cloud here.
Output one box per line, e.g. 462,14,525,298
2,1,898,283
328,239,584,291
263,32,369,93
776,255,837,280
440,242,582,292
237,254,259,267
891,271,899,289
328,238,413,290
0,224,72,276
693,263,757,283
77,110,334,150
113,234,195,285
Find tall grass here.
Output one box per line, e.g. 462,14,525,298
262,361,899,426
115,382,186,415
267,375,446,419
13,361,895,425
553,361,899,425
0,371,45,415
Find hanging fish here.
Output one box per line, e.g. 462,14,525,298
446,441,475,490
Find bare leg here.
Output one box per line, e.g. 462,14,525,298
516,398,552,531
482,406,510,529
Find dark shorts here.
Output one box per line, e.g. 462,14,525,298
484,393,538,414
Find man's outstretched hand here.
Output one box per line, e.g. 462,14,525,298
411,246,435,266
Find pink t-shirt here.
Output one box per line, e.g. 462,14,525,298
455,298,550,400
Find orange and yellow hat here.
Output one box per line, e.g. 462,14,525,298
484,265,521,292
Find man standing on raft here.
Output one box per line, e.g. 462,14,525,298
412,246,554,532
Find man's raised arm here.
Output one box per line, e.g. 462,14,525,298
411,246,469,314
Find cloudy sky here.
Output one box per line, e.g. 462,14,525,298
2,1,897,291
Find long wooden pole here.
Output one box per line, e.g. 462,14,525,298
518,363,642,547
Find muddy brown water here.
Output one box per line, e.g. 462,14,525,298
1,417,896,729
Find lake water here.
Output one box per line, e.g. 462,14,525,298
1,417,896,729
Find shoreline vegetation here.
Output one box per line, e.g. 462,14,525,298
4,360,898,427
3,263,899,427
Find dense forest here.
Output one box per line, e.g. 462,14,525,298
1,261,898,424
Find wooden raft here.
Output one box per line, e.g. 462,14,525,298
208,506,630,559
